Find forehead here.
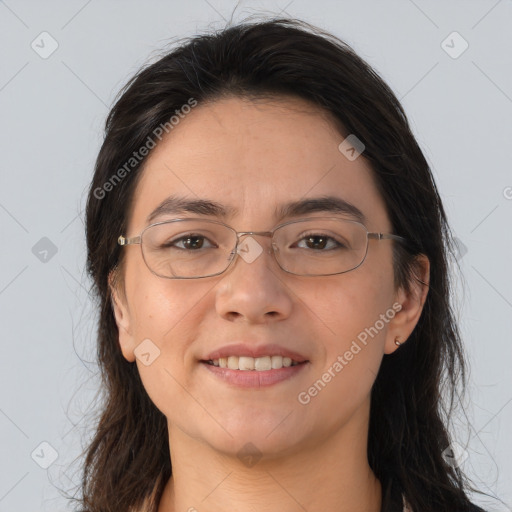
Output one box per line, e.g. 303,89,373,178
127,96,388,232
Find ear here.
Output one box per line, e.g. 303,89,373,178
384,254,430,354
108,269,136,363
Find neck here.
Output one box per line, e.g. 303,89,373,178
157,400,382,512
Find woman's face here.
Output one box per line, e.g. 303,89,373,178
111,95,420,459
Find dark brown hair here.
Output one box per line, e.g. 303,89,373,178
74,17,495,512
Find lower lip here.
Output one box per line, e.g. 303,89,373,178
200,361,309,388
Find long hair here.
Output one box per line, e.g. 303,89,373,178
77,17,491,512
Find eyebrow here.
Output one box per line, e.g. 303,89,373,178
146,194,367,225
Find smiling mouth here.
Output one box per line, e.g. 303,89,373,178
202,355,308,371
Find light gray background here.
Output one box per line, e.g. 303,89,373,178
0,1,511,511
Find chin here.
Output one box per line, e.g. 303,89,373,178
210,412,307,454
207,430,302,464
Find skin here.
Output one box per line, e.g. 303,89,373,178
110,96,429,512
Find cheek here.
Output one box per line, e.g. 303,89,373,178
298,274,394,416
312,266,394,334
126,273,211,397
308,267,395,386
129,286,199,420
124,250,185,339
293,285,394,436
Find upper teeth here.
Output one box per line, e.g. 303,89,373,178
208,355,300,371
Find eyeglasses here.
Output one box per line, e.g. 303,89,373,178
117,217,407,279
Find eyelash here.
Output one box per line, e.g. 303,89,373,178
166,232,346,251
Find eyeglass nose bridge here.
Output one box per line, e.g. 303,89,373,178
233,230,277,256
221,229,286,276
231,229,282,262
236,230,273,238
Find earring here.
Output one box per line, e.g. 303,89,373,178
394,336,402,347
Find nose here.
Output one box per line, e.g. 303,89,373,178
214,234,293,324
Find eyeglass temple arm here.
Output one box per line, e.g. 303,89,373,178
368,233,407,243
118,232,406,246
118,235,141,246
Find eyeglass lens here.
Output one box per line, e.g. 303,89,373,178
140,218,369,278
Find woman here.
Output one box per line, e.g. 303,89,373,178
78,17,490,512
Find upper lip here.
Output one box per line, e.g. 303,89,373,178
202,343,309,363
